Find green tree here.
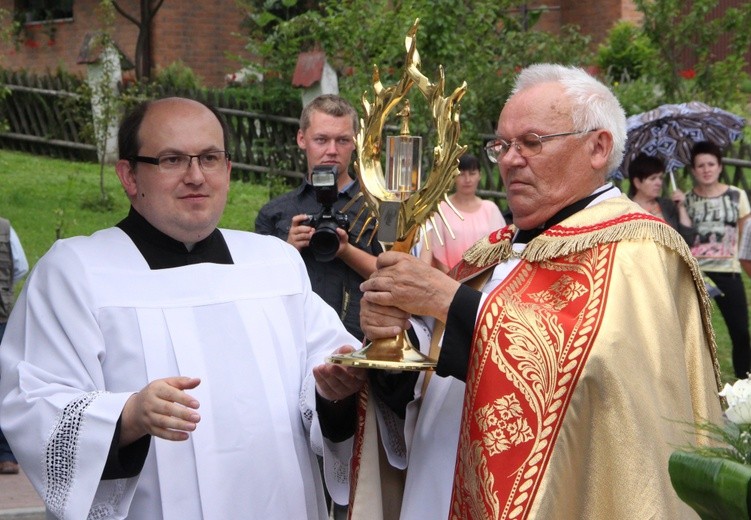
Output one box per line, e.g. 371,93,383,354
596,21,657,81
238,0,593,143
634,0,751,107
84,0,122,210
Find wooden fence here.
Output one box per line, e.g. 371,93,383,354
0,69,97,161
0,71,307,184
2,69,751,210
206,94,306,183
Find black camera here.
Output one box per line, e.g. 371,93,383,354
303,165,350,262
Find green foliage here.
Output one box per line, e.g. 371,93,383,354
669,451,751,520
95,60,207,116
152,60,205,91
6,3,61,49
681,421,751,466
0,8,13,48
633,0,751,106
224,77,302,114
596,21,657,81
697,56,751,109
237,0,593,143
609,75,664,116
266,171,294,200
80,191,116,212
597,0,751,127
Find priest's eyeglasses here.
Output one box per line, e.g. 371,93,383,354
132,151,231,173
484,130,595,163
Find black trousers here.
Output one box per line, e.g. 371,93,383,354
707,271,751,378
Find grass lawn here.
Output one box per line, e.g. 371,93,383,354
0,149,740,384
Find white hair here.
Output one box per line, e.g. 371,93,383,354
512,64,626,174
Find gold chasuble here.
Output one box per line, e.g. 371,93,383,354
450,195,722,520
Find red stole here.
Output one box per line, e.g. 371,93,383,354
450,241,617,519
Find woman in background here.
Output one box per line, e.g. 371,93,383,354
684,140,751,379
420,154,505,273
628,153,695,243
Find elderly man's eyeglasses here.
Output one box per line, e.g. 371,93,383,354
132,151,231,173
484,130,595,163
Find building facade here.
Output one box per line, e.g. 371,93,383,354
0,1,747,87
0,0,252,87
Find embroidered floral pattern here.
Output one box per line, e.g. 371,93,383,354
453,243,616,519
528,274,587,311
475,394,533,456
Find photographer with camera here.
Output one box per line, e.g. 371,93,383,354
255,95,381,342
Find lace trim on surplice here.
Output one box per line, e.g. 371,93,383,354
299,373,322,455
44,390,106,518
88,479,128,520
375,395,406,461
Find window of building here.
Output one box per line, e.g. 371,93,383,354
15,0,73,24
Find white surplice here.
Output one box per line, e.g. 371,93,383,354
0,227,356,520
398,375,464,520
370,322,466,520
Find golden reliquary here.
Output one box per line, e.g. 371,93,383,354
327,18,467,371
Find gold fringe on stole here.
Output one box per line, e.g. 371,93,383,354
462,232,513,267
462,214,722,392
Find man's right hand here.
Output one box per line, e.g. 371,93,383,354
287,214,314,251
361,251,460,323
313,345,369,402
360,297,412,340
120,376,201,446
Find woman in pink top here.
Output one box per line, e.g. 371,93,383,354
420,154,505,272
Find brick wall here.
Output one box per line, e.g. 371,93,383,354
619,0,643,23
151,2,251,86
0,0,137,79
561,0,622,45
524,1,641,50
528,1,562,34
0,0,250,87
0,0,745,85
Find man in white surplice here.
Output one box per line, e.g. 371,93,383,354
0,97,367,520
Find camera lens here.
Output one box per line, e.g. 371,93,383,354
309,224,340,262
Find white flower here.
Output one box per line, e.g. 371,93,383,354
719,378,751,425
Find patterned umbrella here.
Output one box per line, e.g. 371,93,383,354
612,101,746,180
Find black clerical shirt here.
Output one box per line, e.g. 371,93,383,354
117,207,233,269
